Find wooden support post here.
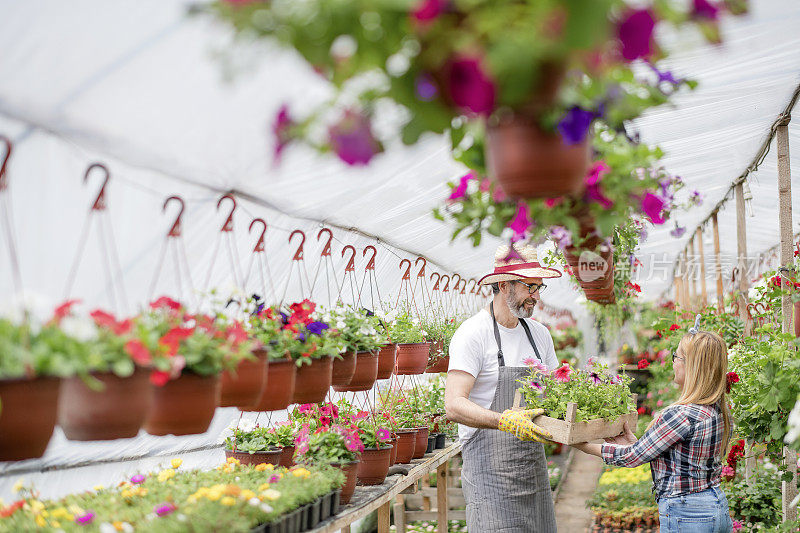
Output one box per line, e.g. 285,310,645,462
394,494,407,533
735,182,749,324
777,120,798,523
712,213,724,311
341,527,351,533
688,237,697,310
378,501,392,533
437,462,448,533
697,226,708,307
674,275,683,306
678,253,689,310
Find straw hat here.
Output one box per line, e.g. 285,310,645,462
477,243,562,285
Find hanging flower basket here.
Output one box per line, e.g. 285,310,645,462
394,428,418,464
395,343,430,375
243,357,295,412
58,369,152,441
426,355,450,374
224,447,282,466
330,460,360,504
332,351,377,392
0,377,60,461
794,301,800,337
388,435,398,465
413,426,430,459
331,351,357,387
376,343,397,380
144,373,220,436
292,355,333,404
357,446,393,485
219,351,268,408
486,114,590,199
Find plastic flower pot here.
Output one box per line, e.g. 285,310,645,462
307,497,323,529
413,426,429,459
320,492,332,521
394,343,430,375
0,376,60,461
394,428,418,463
425,355,450,374
279,445,296,468
486,114,590,199
331,350,356,387
291,355,332,404
435,433,446,449
330,489,341,516
58,368,152,441
794,301,800,337
426,435,436,454
219,350,267,408
225,447,282,466
389,435,398,465
244,357,295,412
332,351,377,392
376,343,397,379
331,460,360,504
144,373,220,436
356,445,393,485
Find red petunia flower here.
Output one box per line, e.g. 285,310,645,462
149,370,171,387
90,309,133,336
150,296,182,311
725,371,740,393
553,363,572,383
125,340,152,366
669,324,680,331
637,359,650,370
637,406,647,415
51,299,81,324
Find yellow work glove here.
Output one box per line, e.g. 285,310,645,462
498,409,553,443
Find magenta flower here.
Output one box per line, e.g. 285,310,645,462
584,161,613,209
448,172,475,202
507,201,532,242
641,192,666,224
544,197,563,208
350,410,369,421
412,0,447,23
557,106,595,145
732,519,743,532
692,0,720,19
589,372,602,385
618,9,656,62
269,475,281,483
297,403,314,415
376,428,391,441
553,363,572,383
689,190,703,206
131,474,146,484
155,503,177,517
272,104,294,164
670,224,686,238
444,56,496,116
75,512,95,525
528,381,543,393
415,73,439,101
328,110,382,166
501,243,523,263
479,178,491,192
492,186,507,202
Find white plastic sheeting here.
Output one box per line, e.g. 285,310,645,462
2,0,800,500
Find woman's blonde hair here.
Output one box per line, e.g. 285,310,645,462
675,331,731,460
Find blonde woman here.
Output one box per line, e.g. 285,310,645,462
573,320,733,533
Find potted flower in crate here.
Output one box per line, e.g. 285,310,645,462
294,424,363,504
326,305,387,391
129,296,253,436
222,419,283,466
518,358,637,444
388,310,429,375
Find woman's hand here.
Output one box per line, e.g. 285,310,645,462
603,421,637,446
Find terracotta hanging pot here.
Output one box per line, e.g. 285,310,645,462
357,446,393,485
144,373,219,436
331,351,357,387
413,426,430,459
388,435,398,465
425,355,450,374
394,428,418,464
486,114,590,199
333,351,377,392
219,351,268,408
331,460,360,504
225,447,282,466
292,356,333,404
0,377,60,461
395,343,430,375
279,445,296,468
794,301,800,337
58,369,152,441
376,343,397,380
243,357,295,412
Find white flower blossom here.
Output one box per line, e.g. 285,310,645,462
260,503,274,513
249,497,261,506
99,524,116,533
238,418,256,433
60,316,99,342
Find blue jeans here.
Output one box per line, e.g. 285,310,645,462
658,486,733,533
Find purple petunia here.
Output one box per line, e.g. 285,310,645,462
75,512,95,525
692,0,720,19
507,201,532,242
306,321,329,335
444,56,496,116
412,0,447,22
529,381,543,393
501,242,523,263
649,63,681,86
670,224,686,238
272,104,294,164
328,110,382,166
448,172,474,202
155,503,177,517
589,372,603,385
641,192,666,224
689,190,703,206
618,9,656,62
557,106,595,145
549,226,572,249
415,73,439,101
131,475,146,484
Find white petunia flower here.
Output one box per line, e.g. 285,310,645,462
99,524,116,533
238,418,256,433
60,316,99,342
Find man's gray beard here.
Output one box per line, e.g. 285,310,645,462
505,291,535,319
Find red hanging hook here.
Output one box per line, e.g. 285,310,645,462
467,279,478,294
216,194,236,232
0,135,12,192
317,228,333,257
441,274,450,292
363,246,377,271
163,196,184,237
400,259,412,281
430,272,441,291
249,218,267,253
415,257,427,278
459,278,467,294
289,229,306,261
451,274,462,292
342,245,356,272
84,163,110,211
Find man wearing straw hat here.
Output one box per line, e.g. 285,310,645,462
445,243,561,532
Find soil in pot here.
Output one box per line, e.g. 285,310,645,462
59,368,152,441
144,373,219,436
243,357,296,412
279,445,296,468
395,343,430,375
394,428,418,464
292,356,332,404
219,352,267,408
356,446,393,485
331,460,360,504
376,343,397,380
413,427,430,459
0,376,60,461
332,351,377,392
225,447,282,466
331,351,356,387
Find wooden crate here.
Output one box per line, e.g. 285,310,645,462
513,391,638,445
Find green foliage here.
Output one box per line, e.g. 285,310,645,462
322,305,387,352
725,465,783,529
0,318,86,379
386,309,426,344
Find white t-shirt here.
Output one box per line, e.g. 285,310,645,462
448,308,559,443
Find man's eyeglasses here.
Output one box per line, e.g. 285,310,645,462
672,352,684,363
514,280,547,294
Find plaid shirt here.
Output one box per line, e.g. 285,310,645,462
601,404,723,500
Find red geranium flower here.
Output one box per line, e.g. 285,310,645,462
637,359,650,370
669,324,680,331
125,340,152,366
90,309,133,336
51,299,81,324
150,296,182,311
637,406,647,415
150,370,171,387
725,371,740,393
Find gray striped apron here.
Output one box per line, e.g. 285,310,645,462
461,303,557,532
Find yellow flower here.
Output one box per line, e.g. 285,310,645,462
68,505,84,516
171,458,183,469
223,484,241,497
291,468,310,479
221,496,236,506
93,485,105,492
29,500,45,513
35,515,47,527
121,489,134,499
50,521,60,528
12,479,25,493
206,490,222,501
258,483,270,492
51,507,70,519
187,495,198,504
261,489,281,501
255,463,274,472
157,468,176,482
241,489,256,500
226,457,241,466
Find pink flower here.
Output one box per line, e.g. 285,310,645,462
508,201,532,242
411,0,447,22
584,161,613,209
528,360,548,374
732,519,743,532
169,355,186,377
125,340,152,366
444,56,496,116
522,357,536,366
544,197,562,208
448,172,474,202
149,370,171,387
328,110,382,166
646,392,653,399
528,381,543,393
553,363,572,383
479,178,491,192
656,399,664,407
492,186,507,202
376,428,391,441
52,299,81,324
150,296,182,311
272,104,294,164
131,474,146,484
154,503,177,516
692,0,720,20
721,465,735,478
269,475,281,483
617,9,656,62
351,410,368,421
641,191,666,224
298,404,315,415
585,356,597,368
75,511,95,525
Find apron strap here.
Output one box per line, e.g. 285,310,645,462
518,318,543,363
490,302,505,367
